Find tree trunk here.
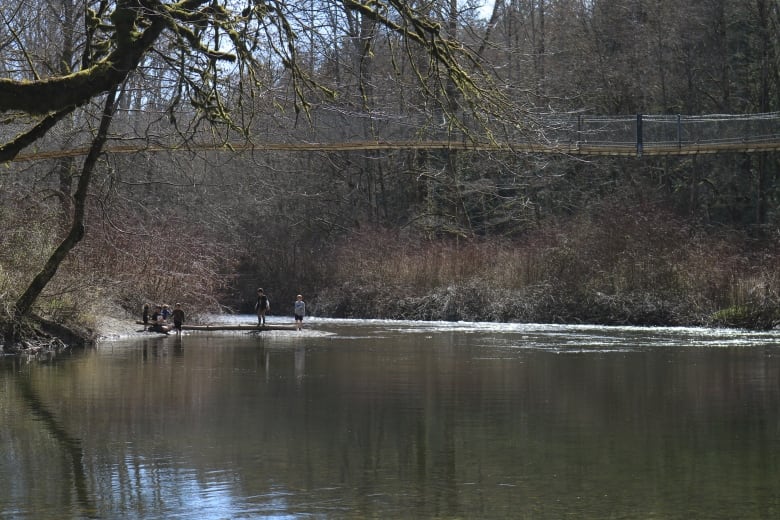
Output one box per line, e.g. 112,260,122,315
4,88,118,346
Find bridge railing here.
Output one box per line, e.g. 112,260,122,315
296,109,780,155
540,112,780,156
5,108,780,161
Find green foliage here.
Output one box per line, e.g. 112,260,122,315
711,305,780,330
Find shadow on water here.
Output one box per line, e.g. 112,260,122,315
13,359,98,518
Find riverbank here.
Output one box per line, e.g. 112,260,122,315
4,202,779,355
94,314,307,342
4,305,777,356
95,315,149,341
313,224,780,330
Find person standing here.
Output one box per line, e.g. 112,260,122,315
293,294,305,331
142,303,150,331
255,288,270,326
171,303,185,335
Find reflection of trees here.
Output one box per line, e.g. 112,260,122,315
6,334,780,517
16,369,96,517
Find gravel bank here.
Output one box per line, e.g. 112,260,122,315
95,315,150,341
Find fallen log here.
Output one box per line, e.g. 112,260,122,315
135,321,296,331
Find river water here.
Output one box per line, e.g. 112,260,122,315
2,316,780,519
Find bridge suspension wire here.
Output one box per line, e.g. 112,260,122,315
9,111,780,162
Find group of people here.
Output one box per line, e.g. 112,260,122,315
141,290,306,335
142,302,185,335
255,288,306,331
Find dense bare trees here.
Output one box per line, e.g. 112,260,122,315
1,0,779,343
0,0,496,346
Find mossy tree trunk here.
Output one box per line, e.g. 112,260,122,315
3,89,118,347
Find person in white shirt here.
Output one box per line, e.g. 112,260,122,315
294,294,305,331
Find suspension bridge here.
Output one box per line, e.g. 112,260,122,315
10,111,780,161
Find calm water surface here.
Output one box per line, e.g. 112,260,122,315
2,317,780,519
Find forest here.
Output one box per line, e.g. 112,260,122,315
1,0,780,350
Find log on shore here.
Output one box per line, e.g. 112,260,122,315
135,321,296,331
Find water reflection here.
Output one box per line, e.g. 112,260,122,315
2,318,780,518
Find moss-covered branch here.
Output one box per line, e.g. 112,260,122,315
0,1,187,116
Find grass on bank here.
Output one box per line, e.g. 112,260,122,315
316,212,780,329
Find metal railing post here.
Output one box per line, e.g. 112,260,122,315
636,114,643,157
677,114,682,150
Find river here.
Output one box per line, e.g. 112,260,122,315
2,316,780,519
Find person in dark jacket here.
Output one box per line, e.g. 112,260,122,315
255,288,270,326
148,305,169,334
171,303,185,335
142,303,150,331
